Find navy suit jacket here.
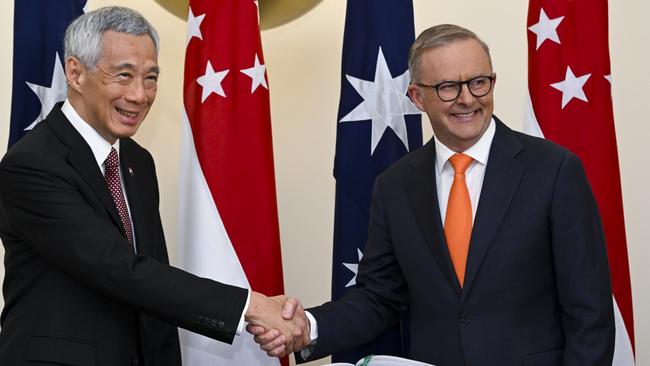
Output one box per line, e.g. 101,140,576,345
0,104,248,365
302,118,614,365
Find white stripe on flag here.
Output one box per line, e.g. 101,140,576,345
524,91,544,138
178,109,279,366
613,296,635,365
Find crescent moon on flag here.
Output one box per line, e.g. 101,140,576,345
154,0,323,30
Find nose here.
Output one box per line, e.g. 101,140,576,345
455,83,475,105
125,79,149,105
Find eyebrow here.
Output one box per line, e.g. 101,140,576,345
111,63,160,74
436,73,492,83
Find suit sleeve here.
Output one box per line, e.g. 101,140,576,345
0,150,247,345
550,152,615,364
301,175,409,362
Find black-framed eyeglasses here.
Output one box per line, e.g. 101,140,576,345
415,75,495,102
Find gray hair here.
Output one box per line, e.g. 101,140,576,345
64,6,160,69
408,24,491,82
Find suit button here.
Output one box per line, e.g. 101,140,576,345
460,314,472,324
218,320,225,329
203,317,211,326
211,319,218,327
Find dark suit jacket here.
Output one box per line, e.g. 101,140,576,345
0,104,248,366
301,118,614,365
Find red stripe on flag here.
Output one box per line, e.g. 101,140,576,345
183,0,284,298
527,0,634,355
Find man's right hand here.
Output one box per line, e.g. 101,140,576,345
246,296,310,357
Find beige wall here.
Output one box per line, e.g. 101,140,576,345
0,1,647,365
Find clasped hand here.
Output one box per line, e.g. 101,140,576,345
245,292,310,357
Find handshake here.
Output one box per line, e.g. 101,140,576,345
244,292,312,357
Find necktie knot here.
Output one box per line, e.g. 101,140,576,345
449,153,473,174
104,148,119,169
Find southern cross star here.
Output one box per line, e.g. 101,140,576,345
25,53,67,131
342,248,363,288
339,47,420,155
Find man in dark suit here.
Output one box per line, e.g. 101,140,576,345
0,6,304,365
252,24,615,365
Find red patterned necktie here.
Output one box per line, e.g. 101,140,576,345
104,147,134,246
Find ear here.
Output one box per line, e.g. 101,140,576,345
65,57,85,93
407,84,426,112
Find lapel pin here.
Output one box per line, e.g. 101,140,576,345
128,167,134,176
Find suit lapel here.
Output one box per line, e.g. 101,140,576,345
461,119,525,302
45,104,126,237
406,140,461,294
119,141,148,254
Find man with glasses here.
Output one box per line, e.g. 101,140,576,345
252,24,615,365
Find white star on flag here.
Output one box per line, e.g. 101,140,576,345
528,8,564,50
604,74,612,83
196,61,229,102
342,248,363,287
186,7,206,45
550,66,591,109
240,54,268,93
25,53,67,131
339,47,420,155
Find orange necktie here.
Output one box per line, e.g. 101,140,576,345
444,153,473,287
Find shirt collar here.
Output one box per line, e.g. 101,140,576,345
61,99,120,169
434,117,496,173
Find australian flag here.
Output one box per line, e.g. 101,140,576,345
332,0,422,362
8,0,86,147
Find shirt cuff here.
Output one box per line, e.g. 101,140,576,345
300,310,319,360
236,289,251,335
305,310,318,341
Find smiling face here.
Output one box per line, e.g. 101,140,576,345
66,30,159,144
408,38,495,152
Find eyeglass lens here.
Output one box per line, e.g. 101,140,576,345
437,76,492,101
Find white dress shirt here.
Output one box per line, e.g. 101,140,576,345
434,118,495,221
61,99,137,250
304,118,497,351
